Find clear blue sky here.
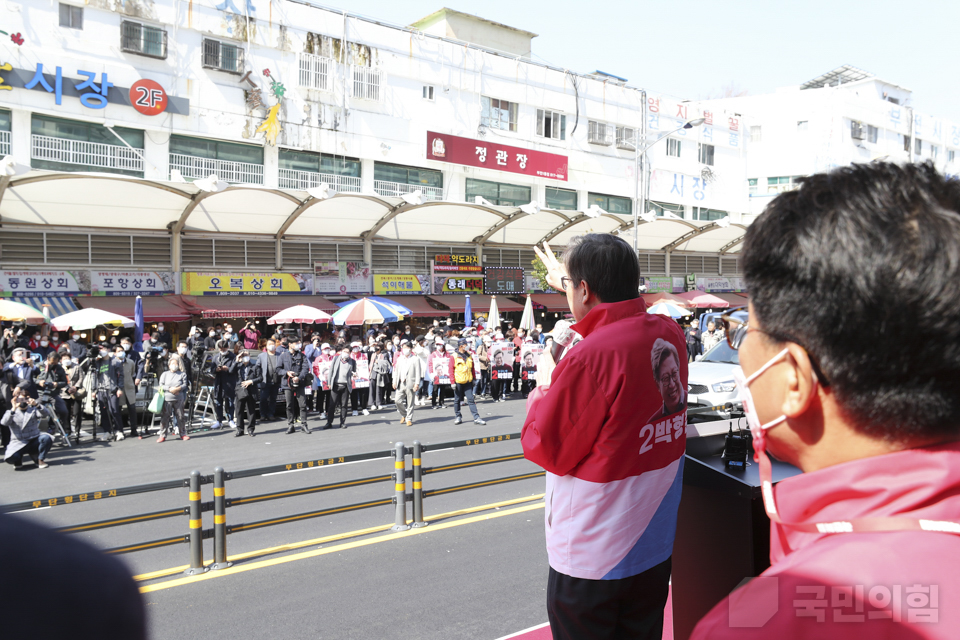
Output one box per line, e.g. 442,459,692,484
327,0,960,123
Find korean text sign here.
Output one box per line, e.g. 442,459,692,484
373,275,424,295
426,131,568,181
1,270,86,296
181,272,311,296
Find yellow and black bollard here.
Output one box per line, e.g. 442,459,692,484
391,441,410,531
184,470,208,576
411,440,427,528
211,467,232,570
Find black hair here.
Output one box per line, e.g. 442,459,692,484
563,233,641,303
743,161,960,443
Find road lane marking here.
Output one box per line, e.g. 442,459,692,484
139,501,545,593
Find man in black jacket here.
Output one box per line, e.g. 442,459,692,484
277,336,311,434
325,345,356,430
210,340,238,430
234,350,262,437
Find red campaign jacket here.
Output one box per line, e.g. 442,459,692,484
521,297,689,580
692,441,960,639
513,336,523,363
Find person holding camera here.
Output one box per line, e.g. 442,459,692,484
60,352,87,443
111,345,140,439
2,386,52,469
156,354,189,442
278,336,311,434
93,344,126,441
3,348,39,399
239,321,261,350
234,350,261,437
36,351,69,432
210,340,238,430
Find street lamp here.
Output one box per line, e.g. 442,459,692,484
633,117,707,252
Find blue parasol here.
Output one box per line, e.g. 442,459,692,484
133,295,144,353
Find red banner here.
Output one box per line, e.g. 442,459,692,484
426,131,568,181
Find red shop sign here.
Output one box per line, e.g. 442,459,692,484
426,131,568,181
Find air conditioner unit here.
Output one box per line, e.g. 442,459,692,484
851,121,865,140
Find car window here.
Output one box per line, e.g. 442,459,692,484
701,341,739,365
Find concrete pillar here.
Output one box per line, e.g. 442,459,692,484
360,158,375,195
143,131,169,181
10,109,31,166
263,143,279,189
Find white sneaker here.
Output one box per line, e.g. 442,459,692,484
229,420,237,429
319,413,327,420
211,421,221,429
115,431,125,441
362,409,370,416
352,410,358,417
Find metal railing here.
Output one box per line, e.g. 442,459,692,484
31,134,144,172
278,169,362,193
373,180,443,201
169,153,264,185
0,130,11,156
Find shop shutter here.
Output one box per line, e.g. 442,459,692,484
91,234,132,265
132,236,171,267
702,256,720,275
0,230,45,263
213,239,246,267
46,233,89,264
721,257,740,274
245,240,275,268
647,254,667,274
182,237,213,268
282,242,310,269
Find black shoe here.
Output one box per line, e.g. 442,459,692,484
286,426,295,434
247,429,256,437
325,424,333,430
235,431,244,437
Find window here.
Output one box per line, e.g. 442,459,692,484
904,135,911,152
374,162,442,189
850,121,865,140
59,3,82,29
169,135,263,164
298,53,333,91
202,39,243,74
767,176,802,194
616,126,636,150
466,179,531,207
587,121,614,146
650,200,684,218
915,138,922,155
536,109,566,140
692,208,727,221
279,150,360,176
867,124,878,144
545,187,577,211
120,21,167,59
481,96,517,132
698,143,715,166
797,120,809,131
587,192,631,215
31,114,144,176
931,145,938,160
749,126,761,143
949,150,956,163
352,66,383,101
666,139,681,158
748,178,758,195
422,85,435,101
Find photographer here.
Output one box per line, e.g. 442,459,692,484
36,351,69,431
2,386,52,469
94,344,125,441
113,345,139,439
278,336,311,434
238,320,261,350
60,352,87,443
65,331,86,361
156,354,189,443
234,350,261,437
210,340,238,430
175,341,194,381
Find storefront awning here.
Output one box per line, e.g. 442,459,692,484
430,294,524,313
710,293,749,306
375,295,448,318
526,294,569,312
183,295,341,319
19,296,79,316
76,295,194,322
641,293,693,308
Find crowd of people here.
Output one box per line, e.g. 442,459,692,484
0,315,554,466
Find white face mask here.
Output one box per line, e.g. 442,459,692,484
178,346,187,355
62,358,72,367
242,356,250,363
122,343,131,351
170,363,179,371
40,340,48,346
115,352,125,360
209,332,216,337
72,334,79,340
291,344,300,352
51,336,59,342
402,347,411,355
158,325,164,331
267,345,276,353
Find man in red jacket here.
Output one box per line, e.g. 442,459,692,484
692,162,960,639
525,233,688,640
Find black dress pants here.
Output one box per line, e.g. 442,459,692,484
284,387,308,430
546,557,671,640
326,384,350,428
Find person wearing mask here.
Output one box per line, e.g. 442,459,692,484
349,343,370,417
427,338,449,409
276,336,289,356
371,348,393,411
536,324,546,344
511,328,526,395
312,343,333,422
234,350,261,437
452,339,486,426
278,336,311,434
185,326,202,352
36,350,69,433
155,323,172,348
210,339,238,430
256,339,281,422
93,344,126,441
60,352,86,443
392,340,422,426
65,331,86,361
156,354,189,442
2,387,52,468
325,346,356,430
684,320,701,362
112,345,139,439
238,321,261,350
34,334,54,360
203,327,219,351
175,341,193,383
4,347,39,399
415,336,430,406
475,337,491,399
303,336,322,413
700,320,723,353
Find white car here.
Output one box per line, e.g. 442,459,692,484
687,340,742,423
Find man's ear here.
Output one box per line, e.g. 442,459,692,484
781,343,819,419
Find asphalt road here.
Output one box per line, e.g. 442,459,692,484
1,393,551,639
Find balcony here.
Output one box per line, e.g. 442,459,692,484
169,153,264,185
31,134,144,173
278,169,361,193
0,130,10,156
373,180,442,201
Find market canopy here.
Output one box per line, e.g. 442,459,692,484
182,294,341,319
433,294,524,313
0,170,748,254
77,295,194,322
675,291,731,309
